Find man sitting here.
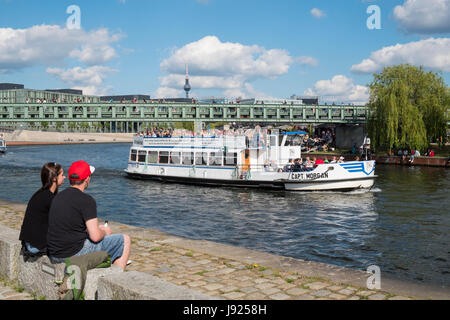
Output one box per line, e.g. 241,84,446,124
47,161,131,271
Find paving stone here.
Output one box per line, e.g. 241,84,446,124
219,286,239,293
296,294,315,300
328,285,345,292
328,293,347,300
368,293,387,300
187,280,207,288
223,291,246,299
245,292,267,300
388,296,412,300
269,293,290,300
312,290,332,297
347,296,361,300
203,283,224,291
255,282,275,290
240,286,259,294
356,290,376,297
307,282,329,290
286,288,310,296
261,287,281,296
338,288,356,295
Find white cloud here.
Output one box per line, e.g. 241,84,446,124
154,87,184,99
156,36,305,98
297,56,319,67
351,37,450,74
0,25,122,73
311,8,326,18
393,0,450,34
303,75,369,105
46,66,118,96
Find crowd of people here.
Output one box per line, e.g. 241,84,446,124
264,156,349,173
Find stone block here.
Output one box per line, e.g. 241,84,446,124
0,225,21,282
18,254,66,300
97,271,220,300
18,254,122,300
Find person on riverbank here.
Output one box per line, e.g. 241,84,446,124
47,160,131,271
19,162,66,255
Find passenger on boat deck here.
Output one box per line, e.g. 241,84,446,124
314,159,325,167
338,156,345,163
270,161,279,172
304,157,314,169
355,156,360,161
293,159,303,172
330,156,337,163
284,159,296,172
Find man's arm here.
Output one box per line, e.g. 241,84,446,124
86,218,107,243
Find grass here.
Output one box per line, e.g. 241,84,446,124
285,278,295,284
184,251,193,257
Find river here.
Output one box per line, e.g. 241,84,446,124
0,143,448,287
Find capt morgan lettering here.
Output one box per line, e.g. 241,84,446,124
290,172,329,180
184,304,217,318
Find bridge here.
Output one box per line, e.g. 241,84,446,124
0,103,370,132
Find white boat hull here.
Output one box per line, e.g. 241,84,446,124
125,161,376,192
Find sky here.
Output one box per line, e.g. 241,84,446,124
0,0,449,104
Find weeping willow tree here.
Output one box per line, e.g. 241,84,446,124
368,65,448,153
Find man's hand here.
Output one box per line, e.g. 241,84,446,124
99,224,112,236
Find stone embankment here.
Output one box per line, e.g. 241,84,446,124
3,130,133,145
1,199,449,300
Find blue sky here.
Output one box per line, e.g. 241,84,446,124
0,0,449,103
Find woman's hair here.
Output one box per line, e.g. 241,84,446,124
41,162,62,193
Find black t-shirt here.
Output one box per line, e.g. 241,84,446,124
19,188,55,250
47,187,97,258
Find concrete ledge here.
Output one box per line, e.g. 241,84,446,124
17,254,123,300
98,271,220,300
0,225,21,282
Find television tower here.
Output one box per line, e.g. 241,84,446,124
184,63,191,99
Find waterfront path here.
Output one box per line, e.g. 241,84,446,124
1,199,447,300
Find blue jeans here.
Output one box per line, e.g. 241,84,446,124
75,234,125,263
25,242,41,254
49,234,125,264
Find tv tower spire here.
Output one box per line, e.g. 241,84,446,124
184,63,191,99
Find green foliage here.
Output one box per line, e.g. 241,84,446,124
368,64,448,152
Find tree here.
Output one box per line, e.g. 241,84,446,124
368,64,448,152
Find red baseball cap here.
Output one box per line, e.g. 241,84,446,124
68,160,95,181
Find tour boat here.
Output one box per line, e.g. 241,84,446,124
125,130,376,191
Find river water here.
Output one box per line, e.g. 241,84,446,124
0,143,448,287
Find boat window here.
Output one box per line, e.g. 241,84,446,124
170,152,181,164
224,152,237,166
138,151,147,162
148,151,158,164
209,152,223,166
159,151,169,164
130,149,137,162
270,136,277,147
182,152,194,165
195,152,208,165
